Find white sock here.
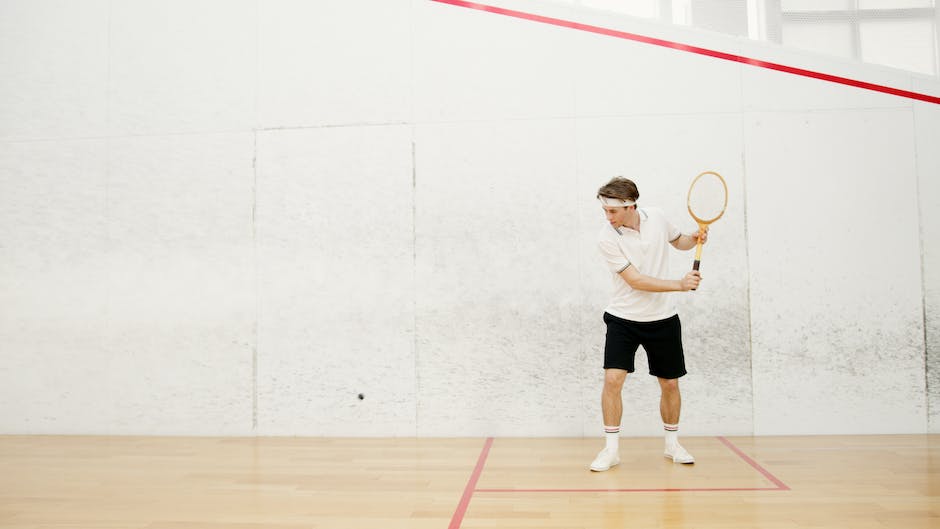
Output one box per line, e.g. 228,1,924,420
664,423,679,447
604,425,620,451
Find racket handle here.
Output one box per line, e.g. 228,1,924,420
690,225,705,290
692,237,704,271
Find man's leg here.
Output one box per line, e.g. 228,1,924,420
658,376,681,424
603,368,628,427
591,368,628,471
658,377,694,464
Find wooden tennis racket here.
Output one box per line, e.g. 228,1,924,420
687,171,728,274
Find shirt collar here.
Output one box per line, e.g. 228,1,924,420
614,208,646,235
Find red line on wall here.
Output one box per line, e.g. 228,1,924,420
448,437,494,529
430,0,940,105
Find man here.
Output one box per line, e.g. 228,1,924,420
590,177,706,472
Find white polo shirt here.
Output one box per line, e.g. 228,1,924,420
597,207,682,322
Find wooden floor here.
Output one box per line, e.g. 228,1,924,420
1,435,938,528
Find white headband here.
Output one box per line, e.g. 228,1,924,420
598,195,635,207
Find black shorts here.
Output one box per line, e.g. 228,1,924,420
603,312,687,379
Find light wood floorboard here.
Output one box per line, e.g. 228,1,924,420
1,435,938,528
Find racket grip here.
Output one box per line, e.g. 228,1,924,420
691,226,704,290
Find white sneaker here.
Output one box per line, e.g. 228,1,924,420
664,443,695,464
590,447,620,472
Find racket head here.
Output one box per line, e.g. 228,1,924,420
687,171,728,225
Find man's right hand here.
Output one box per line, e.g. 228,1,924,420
680,271,701,291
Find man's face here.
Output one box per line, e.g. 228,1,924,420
603,205,631,228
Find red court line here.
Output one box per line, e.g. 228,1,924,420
717,435,790,491
448,437,494,529
478,487,781,492
430,0,940,105
450,438,786,528
470,436,788,494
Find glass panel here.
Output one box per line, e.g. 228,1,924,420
781,0,853,11
581,0,660,19
691,0,749,36
562,0,939,77
672,0,693,25
781,21,855,59
860,19,937,75
858,0,934,8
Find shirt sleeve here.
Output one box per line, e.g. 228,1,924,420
665,215,682,242
598,237,631,274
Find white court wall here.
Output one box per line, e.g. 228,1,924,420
916,88,940,434
0,0,938,436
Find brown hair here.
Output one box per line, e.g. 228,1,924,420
597,177,639,203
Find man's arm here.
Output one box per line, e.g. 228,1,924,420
670,229,708,251
619,265,700,292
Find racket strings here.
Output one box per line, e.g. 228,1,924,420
688,174,727,223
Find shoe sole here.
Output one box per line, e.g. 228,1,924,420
590,460,620,472
664,453,695,464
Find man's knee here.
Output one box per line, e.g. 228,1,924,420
658,377,679,393
604,369,628,391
